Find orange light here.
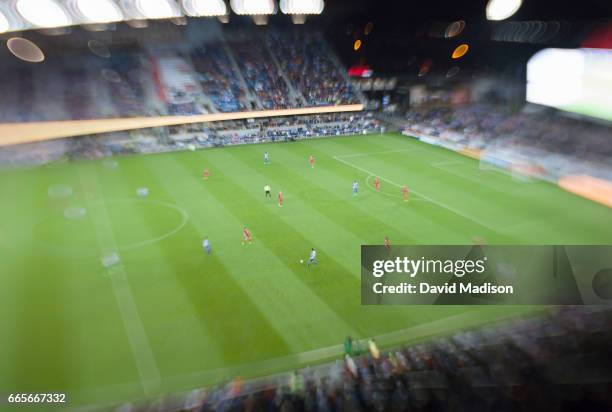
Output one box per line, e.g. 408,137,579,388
452,44,469,59
354,39,362,51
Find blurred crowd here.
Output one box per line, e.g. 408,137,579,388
267,32,361,107
0,30,360,123
0,113,380,167
403,103,612,164
112,306,612,412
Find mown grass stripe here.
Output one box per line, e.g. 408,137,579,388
165,152,360,348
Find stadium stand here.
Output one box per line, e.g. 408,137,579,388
0,113,380,166
0,30,359,123
191,44,249,113
267,31,362,107
106,306,612,411
401,103,612,181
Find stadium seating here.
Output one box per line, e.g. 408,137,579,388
0,30,359,123
401,103,612,181
107,306,612,411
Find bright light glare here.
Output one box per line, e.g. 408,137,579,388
280,0,324,15
16,0,71,28
76,0,123,23
0,11,9,33
486,0,522,21
452,44,469,59
527,49,583,107
136,0,180,19
182,0,227,16
231,0,276,15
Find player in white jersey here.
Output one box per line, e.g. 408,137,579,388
307,248,318,266
202,237,211,255
264,152,270,165
352,180,359,196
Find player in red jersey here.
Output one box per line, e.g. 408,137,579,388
309,155,315,168
384,236,391,252
278,191,284,207
374,176,380,191
402,185,409,202
242,227,253,244
202,168,209,181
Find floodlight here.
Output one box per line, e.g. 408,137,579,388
182,0,227,16
73,0,123,23
486,0,522,21
280,0,324,14
135,0,181,19
230,0,276,15
16,0,71,28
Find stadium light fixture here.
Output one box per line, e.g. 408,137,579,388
72,0,123,24
279,0,324,15
230,0,276,15
486,0,522,21
16,0,71,28
182,0,227,16
134,0,181,19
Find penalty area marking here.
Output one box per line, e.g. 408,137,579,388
333,155,499,231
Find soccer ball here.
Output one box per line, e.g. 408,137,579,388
300,259,304,264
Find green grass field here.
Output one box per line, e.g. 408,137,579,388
1,133,611,408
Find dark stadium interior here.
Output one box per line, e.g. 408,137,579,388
0,0,611,411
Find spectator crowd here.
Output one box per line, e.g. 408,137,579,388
0,30,360,124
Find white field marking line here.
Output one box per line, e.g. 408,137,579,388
334,148,423,159
18,198,189,259
431,162,517,194
364,175,427,202
84,172,162,395
333,155,499,231
431,160,463,167
108,198,189,250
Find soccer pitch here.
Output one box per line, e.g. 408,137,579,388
1,133,610,407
